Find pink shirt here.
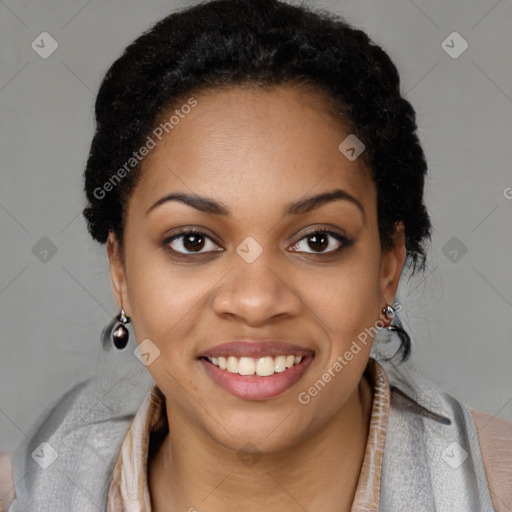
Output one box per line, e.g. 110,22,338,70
107,358,390,512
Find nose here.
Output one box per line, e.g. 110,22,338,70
212,252,303,326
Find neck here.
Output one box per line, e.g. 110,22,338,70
149,375,373,512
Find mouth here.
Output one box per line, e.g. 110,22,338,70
197,341,315,400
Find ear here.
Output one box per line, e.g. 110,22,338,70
379,221,406,306
107,231,131,316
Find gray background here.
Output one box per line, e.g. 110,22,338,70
1,0,511,453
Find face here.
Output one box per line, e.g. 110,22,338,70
108,83,405,454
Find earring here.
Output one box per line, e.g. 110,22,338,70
112,308,130,349
381,303,396,331
382,303,395,320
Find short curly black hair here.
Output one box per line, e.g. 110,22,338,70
83,0,432,361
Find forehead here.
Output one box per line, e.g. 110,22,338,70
129,84,375,218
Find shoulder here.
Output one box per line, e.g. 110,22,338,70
376,358,512,510
0,453,15,511
2,370,153,511
0,379,94,512
470,408,512,512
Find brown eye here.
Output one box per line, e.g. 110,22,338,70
289,229,349,254
164,230,222,255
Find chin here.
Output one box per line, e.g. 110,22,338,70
204,409,314,456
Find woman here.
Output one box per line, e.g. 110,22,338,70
1,0,511,510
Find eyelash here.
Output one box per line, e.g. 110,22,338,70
161,228,353,258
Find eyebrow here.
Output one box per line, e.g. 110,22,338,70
146,188,366,223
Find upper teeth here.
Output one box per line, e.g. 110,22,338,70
206,355,304,376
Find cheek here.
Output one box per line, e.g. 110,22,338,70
310,252,381,340
124,242,226,364
301,242,381,397
123,243,193,343
296,263,379,425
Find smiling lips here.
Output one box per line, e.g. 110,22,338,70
198,341,314,400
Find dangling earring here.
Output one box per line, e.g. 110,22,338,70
381,303,396,331
112,308,130,349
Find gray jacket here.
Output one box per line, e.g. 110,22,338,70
1,350,510,511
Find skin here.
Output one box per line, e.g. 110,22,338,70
107,83,406,512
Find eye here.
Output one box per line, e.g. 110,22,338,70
288,229,350,254
163,229,223,255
